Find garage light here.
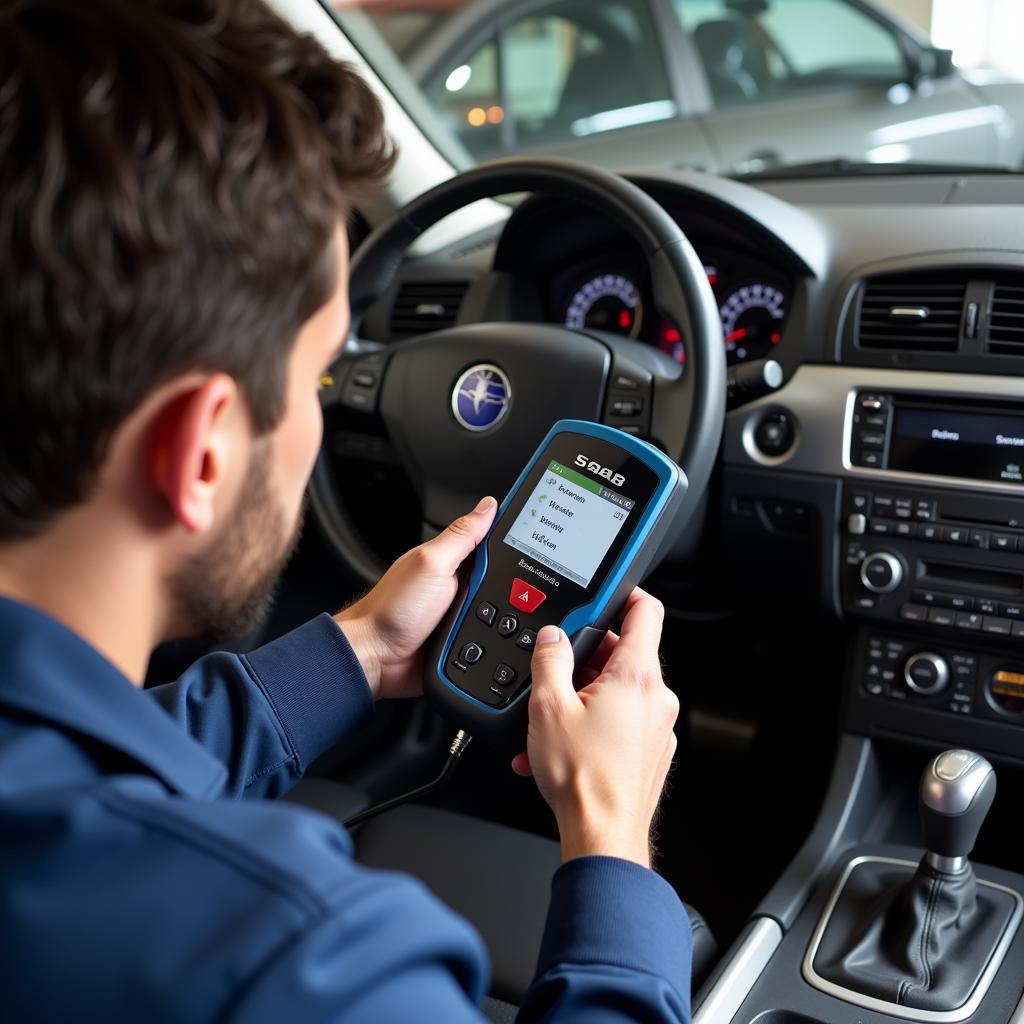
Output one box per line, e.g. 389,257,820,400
445,64,471,92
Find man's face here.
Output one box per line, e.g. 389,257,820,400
168,230,351,641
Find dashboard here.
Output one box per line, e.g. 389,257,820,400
354,169,1024,764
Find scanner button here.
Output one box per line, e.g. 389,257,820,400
510,578,547,613
497,614,519,638
475,601,497,626
493,663,517,686
515,629,538,651
460,642,484,665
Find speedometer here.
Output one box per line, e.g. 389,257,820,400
565,274,642,338
719,282,785,364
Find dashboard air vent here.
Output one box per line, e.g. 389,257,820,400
857,273,965,352
390,280,470,338
987,275,1024,355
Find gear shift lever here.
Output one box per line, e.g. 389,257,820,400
920,749,996,874
809,749,1019,1015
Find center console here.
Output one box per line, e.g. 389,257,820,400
714,367,1024,1024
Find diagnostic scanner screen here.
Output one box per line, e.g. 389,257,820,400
502,459,634,588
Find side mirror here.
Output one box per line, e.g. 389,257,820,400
929,47,956,78
907,44,956,86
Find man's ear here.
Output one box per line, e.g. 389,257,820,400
147,374,246,534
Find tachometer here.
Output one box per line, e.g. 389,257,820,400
565,274,642,338
719,282,785,364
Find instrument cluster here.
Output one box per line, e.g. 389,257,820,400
553,244,790,367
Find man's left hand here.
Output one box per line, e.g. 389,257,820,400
333,496,497,700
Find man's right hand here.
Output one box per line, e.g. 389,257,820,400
511,589,679,869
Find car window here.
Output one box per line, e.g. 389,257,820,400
673,0,907,107
423,0,676,159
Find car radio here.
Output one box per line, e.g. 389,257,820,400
847,391,1024,486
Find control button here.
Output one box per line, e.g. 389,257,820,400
900,603,927,623
859,432,886,449
754,412,795,456
904,653,950,696
894,521,916,538
509,578,547,614
613,374,640,390
860,552,904,593
977,598,998,616
919,524,941,542
914,499,935,521
894,497,913,518
983,616,1012,637
854,596,878,610
943,527,969,545
949,595,974,611
927,607,955,627
476,602,497,626
873,496,895,513
849,492,872,514
1002,602,1024,619
991,533,1017,552
610,397,643,417
859,394,886,412
484,687,507,707
351,371,378,388
1012,622,1024,639
869,519,895,536
460,642,484,665
912,589,940,606
855,450,882,468
515,628,538,651
955,612,983,631
969,530,990,549
497,614,519,638
952,654,977,678
862,413,887,428
865,680,885,696
866,662,882,679
848,513,867,536
493,663,517,686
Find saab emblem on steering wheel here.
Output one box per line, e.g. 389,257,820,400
451,364,512,431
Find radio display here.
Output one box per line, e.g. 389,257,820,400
889,406,1024,484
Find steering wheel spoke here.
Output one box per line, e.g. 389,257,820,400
320,344,391,420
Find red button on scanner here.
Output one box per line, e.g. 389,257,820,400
509,578,547,613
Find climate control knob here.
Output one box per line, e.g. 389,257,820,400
905,653,950,696
859,551,904,594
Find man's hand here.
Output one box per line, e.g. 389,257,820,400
334,497,497,701
511,589,678,869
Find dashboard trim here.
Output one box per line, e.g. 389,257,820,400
726,366,1024,497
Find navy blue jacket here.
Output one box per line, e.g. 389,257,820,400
0,596,692,1021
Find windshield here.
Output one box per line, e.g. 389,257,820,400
330,0,1024,177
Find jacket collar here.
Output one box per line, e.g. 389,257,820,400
0,595,226,797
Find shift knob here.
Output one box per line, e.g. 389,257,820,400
919,749,996,870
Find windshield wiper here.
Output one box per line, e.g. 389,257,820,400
733,158,1017,181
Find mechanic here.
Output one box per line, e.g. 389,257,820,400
0,1,691,1020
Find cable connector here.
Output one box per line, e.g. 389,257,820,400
448,729,473,759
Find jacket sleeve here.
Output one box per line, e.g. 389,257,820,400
146,614,374,798
517,857,693,1024
222,850,691,1024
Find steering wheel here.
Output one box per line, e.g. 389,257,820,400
311,156,726,585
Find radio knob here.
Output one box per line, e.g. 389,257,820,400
905,653,950,696
859,551,904,594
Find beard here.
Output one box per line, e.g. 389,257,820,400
167,441,305,644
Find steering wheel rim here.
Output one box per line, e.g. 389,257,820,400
312,156,726,586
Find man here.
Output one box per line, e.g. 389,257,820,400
0,0,690,1020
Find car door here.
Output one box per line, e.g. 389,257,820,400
414,0,718,172
670,0,1004,172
